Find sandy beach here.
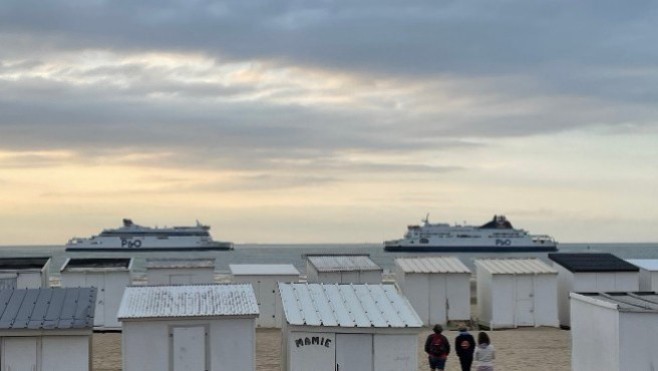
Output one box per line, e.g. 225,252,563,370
92,326,571,371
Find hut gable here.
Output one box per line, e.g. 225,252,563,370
549,253,639,273
279,283,422,328
117,284,259,320
477,258,557,275
0,287,95,330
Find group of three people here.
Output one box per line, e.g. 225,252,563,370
424,324,495,371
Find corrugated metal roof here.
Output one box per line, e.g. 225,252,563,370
229,264,300,276
396,257,471,274
0,287,95,330
476,258,557,275
307,255,382,272
572,292,658,313
145,258,215,269
627,259,658,272
117,284,259,320
548,253,639,273
61,258,132,272
279,283,423,328
0,257,50,271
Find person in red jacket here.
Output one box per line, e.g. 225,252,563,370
425,324,451,371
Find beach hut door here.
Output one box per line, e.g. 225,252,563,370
171,326,207,371
2,337,38,371
514,277,534,326
335,334,373,371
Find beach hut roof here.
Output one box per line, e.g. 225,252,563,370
279,283,422,328
0,257,50,271
145,258,215,269
570,292,658,313
0,287,95,330
306,255,382,272
60,257,132,272
229,264,300,276
396,256,471,274
627,259,658,272
117,284,259,320
549,253,638,273
476,258,557,275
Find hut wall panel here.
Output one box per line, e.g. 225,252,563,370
147,268,214,285
373,334,417,371
619,312,658,370
446,274,471,322
16,272,43,289
42,335,90,371
570,298,620,371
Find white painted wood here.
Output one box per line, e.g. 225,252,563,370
3,337,37,371
515,276,534,326
336,334,372,371
172,326,206,371
373,335,417,371
288,332,335,371
41,336,89,371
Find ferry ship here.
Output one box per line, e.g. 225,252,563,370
384,214,557,252
65,219,233,251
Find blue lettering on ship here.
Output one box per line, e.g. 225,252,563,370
495,239,512,246
121,238,142,248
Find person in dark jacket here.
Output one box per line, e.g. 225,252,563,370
425,324,450,371
454,323,476,371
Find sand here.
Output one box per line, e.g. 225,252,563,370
91,326,571,370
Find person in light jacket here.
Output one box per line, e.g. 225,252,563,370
474,331,495,371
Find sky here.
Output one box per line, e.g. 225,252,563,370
1,1,657,245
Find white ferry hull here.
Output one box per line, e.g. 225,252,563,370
383,243,558,252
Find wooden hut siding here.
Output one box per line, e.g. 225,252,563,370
394,257,471,325
570,292,658,371
476,258,559,329
305,255,382,284
145,258,215,285
549,253,639,327
279,283,422,371
60,258,133,330
230,264,300,328
119,284,258,371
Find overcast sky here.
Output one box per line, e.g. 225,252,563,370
1,1,657,244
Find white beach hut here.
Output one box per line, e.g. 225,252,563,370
59,257,133,330
548,253,639,327
394,256,471,326
570,292,658,371
279,283,423,371
145,258,215,285
626,259,658,291
0,257,51,289
305,254,383,284
229,264,300,328
118,284,259,371
0,287,96,371
475,258,559,329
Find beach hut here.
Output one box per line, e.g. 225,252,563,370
394,256,471,326
279,283,423,371
0,287,96,371
548,253,639,327
626,259,658,291
0,257,51,289
475,258,559,329
229,264,300,328
570,292,658,371
305,254,383,284
145,258,215,285
59,257,133,330
118,284,259,371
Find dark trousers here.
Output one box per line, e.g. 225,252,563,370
459,356,473,371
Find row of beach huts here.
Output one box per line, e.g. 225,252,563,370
0,252,657,370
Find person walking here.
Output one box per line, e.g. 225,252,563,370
474,331,495,371
454,324,476,371
425,324,450,371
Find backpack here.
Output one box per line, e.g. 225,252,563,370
429,334,448,356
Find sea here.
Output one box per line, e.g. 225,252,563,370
2,242,658,278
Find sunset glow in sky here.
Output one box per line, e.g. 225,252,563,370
1,1,657,244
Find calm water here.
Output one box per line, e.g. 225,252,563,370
2,242,658,277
